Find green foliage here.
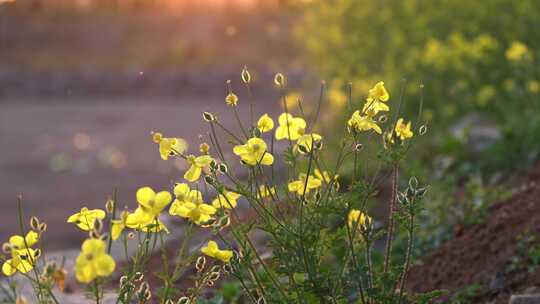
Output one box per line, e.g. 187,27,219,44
297,0,540,172
448,283,486,304
507,230,540,273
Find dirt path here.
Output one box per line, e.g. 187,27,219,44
0,96,282,251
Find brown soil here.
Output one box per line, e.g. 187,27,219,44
407,164,540,303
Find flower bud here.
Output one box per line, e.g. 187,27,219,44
241,66,251,84
196,256,206,273
274,73,285,87
30,216,40,231
105,199,115,214
218,163,228,174
408,176,419,190
203,112,215,122
419,125,427,135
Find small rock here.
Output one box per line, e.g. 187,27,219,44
510,294,540,304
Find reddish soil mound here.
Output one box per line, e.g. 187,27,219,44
407,164,540,303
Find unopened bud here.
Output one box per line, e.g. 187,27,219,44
203,112,215,122
241,67,251,84
274,73,285,87
30,216,40,231
105,199,115,214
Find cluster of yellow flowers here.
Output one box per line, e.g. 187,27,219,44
347,81,413,144
2,231,40,276
1,78,420,300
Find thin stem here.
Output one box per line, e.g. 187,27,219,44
383,164,399,273
398,210,415,303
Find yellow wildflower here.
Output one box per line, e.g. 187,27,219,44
134,186,172,217
2,248,40,276
296,133,322,154
201,241,233,263
74,239,115,283
314,169,337,185
284,92,301,109
152,132,187,160
2,231,40,276
257,114,274,133
199,143,210,154
367,81,390,103
505,41,529,61
233,137,274,166
528,80,540,93
111,211,129,241
395,118,414,140
362,99,389,117
225,93,238,106
257,185,276,199
125,187,172,232
67,208,106,231
169,183,216,225
348,209,372,232
288,173,322,195
347,110,382,134
212,191,241,209
184,154,213,182
275,113,306,140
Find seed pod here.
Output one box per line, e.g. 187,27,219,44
94,218,103,233
222,264,232,274
419,125,427,135
241,67,251,84
144,289,152,301
204,175,215,185
416,187,428,198
314,140,323,151
398,192,410,205
208,271,221,282
2,242,12,254
218,163,228,174
133,272,144,282
30,216,40,231
378,115,388,123
119,276,128,287
252,127,262,138
38,222,48,232
210,160,218,170
274,73,285,87
202,112,215,122
210,265,221,273
408,176,418,190
298,144,309,154
105,199,115,214
354,143,363,151
128,232,136,239
176,297,190,304
195,256,206,273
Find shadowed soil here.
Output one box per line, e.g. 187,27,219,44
408,163,540,303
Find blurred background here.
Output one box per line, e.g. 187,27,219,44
1,0,540,265
0,0,307,250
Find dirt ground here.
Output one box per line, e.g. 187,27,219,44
407,163,540,303
0,95,284,251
